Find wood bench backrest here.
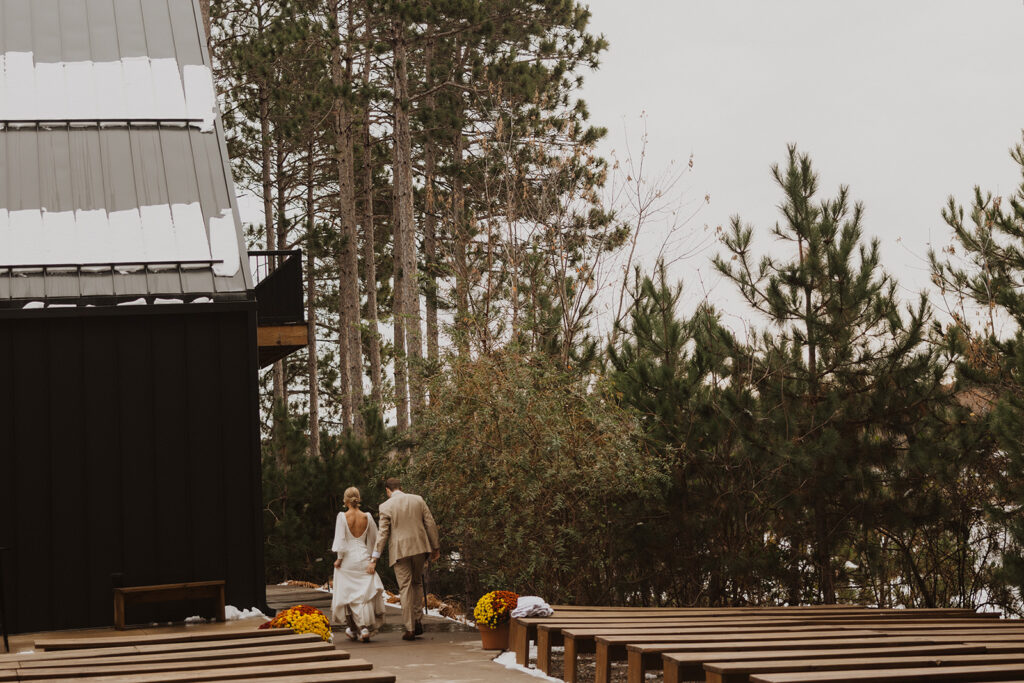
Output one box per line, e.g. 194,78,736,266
591,631,921,645
707,652,1024,675
749,662,1024,682
608,636,941,652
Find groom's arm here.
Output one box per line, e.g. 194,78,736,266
371,507,391,560
421,500,440,559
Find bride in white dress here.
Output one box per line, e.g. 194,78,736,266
331,487,385,641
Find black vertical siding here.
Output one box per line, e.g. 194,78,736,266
0,305,264,633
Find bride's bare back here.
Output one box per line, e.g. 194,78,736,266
346,507,368,538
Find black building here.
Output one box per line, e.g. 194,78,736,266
0,0,307,633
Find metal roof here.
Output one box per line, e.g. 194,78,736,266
0,0,252,307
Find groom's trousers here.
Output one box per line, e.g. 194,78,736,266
393,553,426,633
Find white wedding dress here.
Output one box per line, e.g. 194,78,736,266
331,511,385,633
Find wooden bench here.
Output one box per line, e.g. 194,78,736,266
749,662,1024,682
4,639,333,670
521,612,998,671
658,645,988,683
512,606,997,678
587,632,931,683
4,629,397,682
705,653,1024,683
112,580,225,630
532,626,884,679
509,606,897,667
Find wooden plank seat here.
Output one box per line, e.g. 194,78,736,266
749,663,1024,682
917,635,1024,643
1,639,334,670
704,653,1024,683
658,645,989,683
215,674,397,683
112,581,225,630
9,629,395,683
532,619,985,675
587,633,935,683
14,652,367,680
0,633,322,666
518,613,999,669
22,658,377,682
33,625,282,651
542,626,884,679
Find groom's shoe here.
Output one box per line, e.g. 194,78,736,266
401,631,416,641
414,621,424,636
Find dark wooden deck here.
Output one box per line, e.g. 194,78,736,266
0,625,396,682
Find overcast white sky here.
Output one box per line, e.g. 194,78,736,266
581,0,1024,328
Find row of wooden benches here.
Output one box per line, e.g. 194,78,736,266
509,605,1024,683
0,624,396,681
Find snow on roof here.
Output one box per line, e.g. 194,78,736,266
0,53,216,130
0,0,250,305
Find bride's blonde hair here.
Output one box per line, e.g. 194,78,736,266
343,486,361,507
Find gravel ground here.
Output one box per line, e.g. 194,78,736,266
536,651,665,683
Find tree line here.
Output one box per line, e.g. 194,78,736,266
207,0,1024,611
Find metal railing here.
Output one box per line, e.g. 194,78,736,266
0,259,224,304
248,250,304,324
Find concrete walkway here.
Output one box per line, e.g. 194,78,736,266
268,583,551,682
344,609,546,682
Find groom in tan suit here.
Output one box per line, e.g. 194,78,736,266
368,477,440,640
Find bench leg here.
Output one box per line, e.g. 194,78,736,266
595,641,612,683
113,592,125,630
627,650,645,683
662,657,681,683
215,585,226,622
537,629,551,673
564,635,578,683
511,621,527,667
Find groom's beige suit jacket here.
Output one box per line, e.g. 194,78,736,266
372,491,440,567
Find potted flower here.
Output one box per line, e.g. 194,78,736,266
473,590,518,650
258,604,332,642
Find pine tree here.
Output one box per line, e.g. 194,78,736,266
608,263,780,605
715,146,938,603
931,136,1024,595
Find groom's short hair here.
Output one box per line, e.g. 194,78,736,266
384,477,402,492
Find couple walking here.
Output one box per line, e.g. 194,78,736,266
330,477,440,642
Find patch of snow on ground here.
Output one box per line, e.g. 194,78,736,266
224,605,265,620
493,651,564,681
16,650,34,655
184,615,207,624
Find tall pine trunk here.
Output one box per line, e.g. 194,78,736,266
335,2,364,436
423,40,439,366
451,129,470,357
800,236,835,604
199,0,212,46
305,141,321,459
360,13,383,408
390,17,413,430
273,127,289,426
330,4,353,432
260,85,286,457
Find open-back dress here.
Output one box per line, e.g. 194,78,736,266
331,510,386,632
